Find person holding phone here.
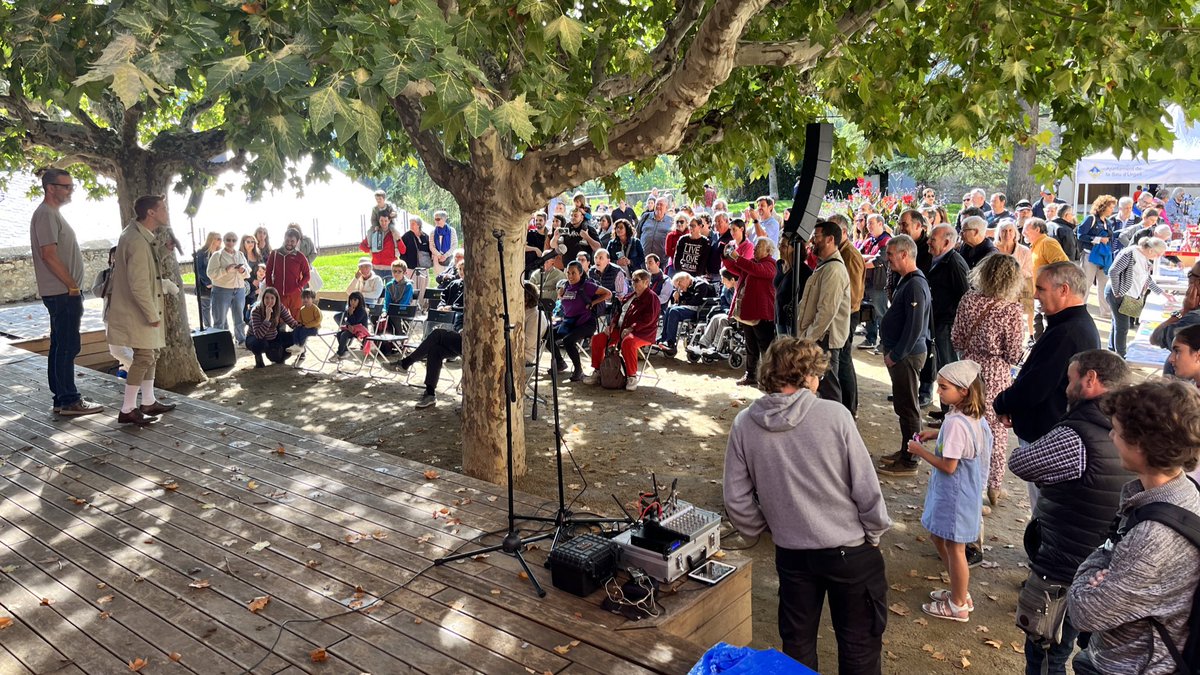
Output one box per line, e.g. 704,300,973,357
207,230,251,345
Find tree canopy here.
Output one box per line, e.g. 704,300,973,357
8,0,1200,481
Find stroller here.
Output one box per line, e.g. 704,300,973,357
683,300,747,370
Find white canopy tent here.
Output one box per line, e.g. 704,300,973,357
1073,106,1200,208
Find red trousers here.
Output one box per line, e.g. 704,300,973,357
590,332,652,376
280,290,302,320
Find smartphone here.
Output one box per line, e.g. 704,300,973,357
687,560,735,586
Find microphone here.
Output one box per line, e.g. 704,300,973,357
535,245,568,266
492,229,504,240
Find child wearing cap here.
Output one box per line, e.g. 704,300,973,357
907,360,993,623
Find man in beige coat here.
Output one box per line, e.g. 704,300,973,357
795,221,852,406
107,195,177,425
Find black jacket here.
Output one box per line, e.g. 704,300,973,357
1049,218,1080,262
926,250,970,327
960,238,997,269
993,305,1099,442
1029,399,1133,582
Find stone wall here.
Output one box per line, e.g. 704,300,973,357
0,243,113,304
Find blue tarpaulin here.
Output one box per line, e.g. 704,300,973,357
688,642,817,675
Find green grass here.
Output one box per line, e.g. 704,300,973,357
182,251,369,291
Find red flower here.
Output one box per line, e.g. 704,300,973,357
902,194,914,205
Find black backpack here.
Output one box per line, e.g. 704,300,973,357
1112,480,1200,673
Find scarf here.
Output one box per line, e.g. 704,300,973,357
434,225,453,255
368,228,386,253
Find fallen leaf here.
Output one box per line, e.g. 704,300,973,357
913,617,928,626
307,542,321,550
908,569,920,578
960,656,971,669
128,658,148,672
1011,641,1024,654
246,480,258,490
1,565,17,574
169,652,182,662
490,589,501,595
251,541,271,552
98,611,111,620
472,554,490,561
39,598,53,606
888,603,910,617
423,470,440,480
553,644,572,656
345,533,363,544
97,595,114,604
276,445,286,456
931,651,946,661
0,617,11,630
976,625,990,633
487,496,498,502
980,560,1000,569
922,643,935,653
247,596,270,613
160,481,179,491
439,507,450,514
893,543,908,550
188,579,211,589
305,560,321,569
69,496,87,505
712,550,727,559
309,647,328,662
518,571,529,581
201,503,217,510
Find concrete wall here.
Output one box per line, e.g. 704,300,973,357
0,243,113,304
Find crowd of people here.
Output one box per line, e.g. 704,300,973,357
719,183,1200,674
31,166,1200,673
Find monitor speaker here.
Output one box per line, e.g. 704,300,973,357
782,123,834,242
193,328,236,371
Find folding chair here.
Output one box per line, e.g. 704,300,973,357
417,309,463,392
362,315,408,379
422,287,443,311
636,344,661,388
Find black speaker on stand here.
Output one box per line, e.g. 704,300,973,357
781,122,834,242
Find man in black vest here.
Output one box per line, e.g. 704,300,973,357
1008,349,1132,674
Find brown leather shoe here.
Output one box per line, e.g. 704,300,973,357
117,409,157,426
140,401,177,416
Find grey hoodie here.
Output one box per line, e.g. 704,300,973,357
723,388,891,549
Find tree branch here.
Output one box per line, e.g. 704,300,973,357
0,95,120,173
120,103,145,148
68,105,105,138
389,89,470,192
179,98,217,131
734,9,880,68
522,0,889,202
589,0,707,101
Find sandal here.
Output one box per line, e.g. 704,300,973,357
922,598,970,622
928,589,974,612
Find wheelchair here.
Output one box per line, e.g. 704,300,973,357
682,301,747,370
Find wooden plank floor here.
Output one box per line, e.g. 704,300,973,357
0,344,721,674
0,300,107,340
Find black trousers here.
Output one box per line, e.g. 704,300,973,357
887,351,926,459
776,543,887,674
816,338,843,405
838,311,860,415
553,319,596,373
400,328,463,395
741,321,776,381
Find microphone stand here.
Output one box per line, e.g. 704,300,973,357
435,229,551,597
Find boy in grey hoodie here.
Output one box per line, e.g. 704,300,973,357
724,337,891,674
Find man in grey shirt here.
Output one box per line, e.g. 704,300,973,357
29,169,102,416
637,197,672,260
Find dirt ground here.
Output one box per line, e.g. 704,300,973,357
170,306,1048,675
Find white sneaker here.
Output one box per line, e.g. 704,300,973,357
625,377,638,391
583,372,600,385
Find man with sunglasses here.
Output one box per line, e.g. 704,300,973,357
30,168,102,416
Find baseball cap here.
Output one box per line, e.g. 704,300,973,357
358,257,372,266
1015,199,1033,209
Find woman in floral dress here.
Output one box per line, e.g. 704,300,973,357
951,253,1027,505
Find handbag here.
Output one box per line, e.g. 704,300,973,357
1087,241,1113,273
1015,571,1071,646
1118,293,1145,319
598,333,627,389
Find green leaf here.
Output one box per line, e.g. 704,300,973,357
544,15,585,56
110,63,155,109
250,46,313,94
460,98,492,137
517,0,556,23
492,93,541,143
135,51,183,83
266,114,305,158
95,34,140,67
309,86,349,133
207,55,252,96
350,98,383,158
1002,58,1030,88
378,64,411,98
114,12,157,41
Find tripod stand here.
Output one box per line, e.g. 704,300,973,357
434,229,552,597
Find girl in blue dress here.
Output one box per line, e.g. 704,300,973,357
908,360,993,622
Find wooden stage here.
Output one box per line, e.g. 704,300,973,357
0,344,750,674
0,300,116,372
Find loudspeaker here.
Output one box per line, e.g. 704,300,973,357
192,328,236,370
782,122,834,242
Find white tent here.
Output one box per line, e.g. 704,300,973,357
1073,107,1200,205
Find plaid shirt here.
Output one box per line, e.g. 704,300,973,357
1008,425,1086,485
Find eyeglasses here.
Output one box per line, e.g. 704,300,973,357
224,238,237,242
50,183,74,190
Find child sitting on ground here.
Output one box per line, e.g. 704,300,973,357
908,360,992,622
292,289,322,365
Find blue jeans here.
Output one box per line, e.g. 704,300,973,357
659,306,697,347
42,293,83,408
1024,612,1080,675
292,326,319,347
864,289,889,345
1104,284,1130,356
211,286,247,343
